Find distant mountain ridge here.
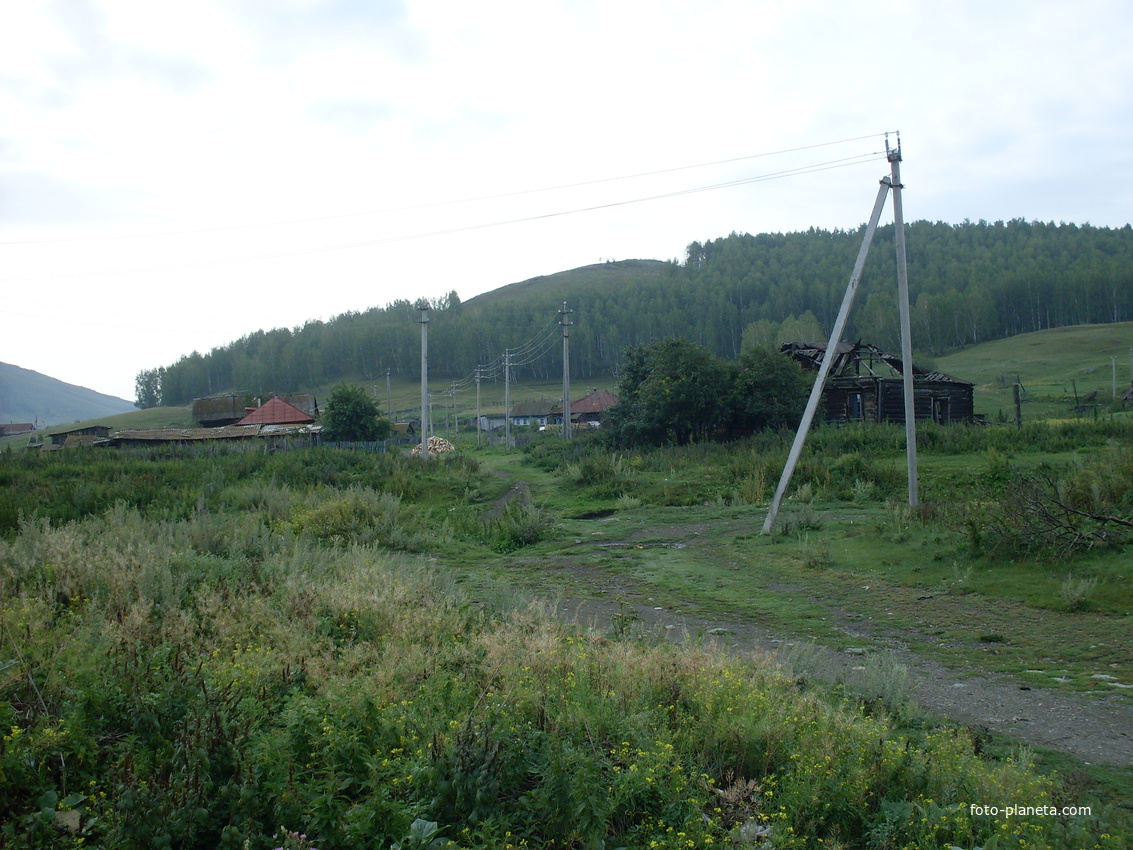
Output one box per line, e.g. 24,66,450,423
0,362,135,427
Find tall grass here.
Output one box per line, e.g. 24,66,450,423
0,437,1126,847
0,504,1118,848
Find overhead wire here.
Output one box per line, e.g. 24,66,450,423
1,149,887,284
0,132,891,246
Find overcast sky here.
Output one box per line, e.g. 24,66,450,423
2,0,1131,403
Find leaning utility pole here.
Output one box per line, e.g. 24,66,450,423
762,173,893,534
417,299,430,458
559,302,573,440
762,134,920,533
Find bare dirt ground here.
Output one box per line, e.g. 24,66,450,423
519,519,1133,768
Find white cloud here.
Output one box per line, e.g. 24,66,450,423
1,0,1132,401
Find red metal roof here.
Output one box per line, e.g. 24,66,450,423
236,396,315,426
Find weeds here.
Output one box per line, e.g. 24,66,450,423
0,427,1128,848
798,536,833,569
609,600,641,639
850,477,878,504
0,499,1101,848
774,505,823,537
1061,574,1099,611
616,493,642,511
949,561,974,594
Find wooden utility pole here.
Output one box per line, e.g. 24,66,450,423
559,302,573,440
386,368,392,419
762,174,893,534
889,136,918,507
417,299,430,458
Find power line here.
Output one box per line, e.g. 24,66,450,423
0,132,892,246
1,152,886,284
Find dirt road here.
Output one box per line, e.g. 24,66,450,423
553,594,1133,767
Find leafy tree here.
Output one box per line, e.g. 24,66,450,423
722,345,810,439
321,383,392,442
134,367,163,409
605,339,811,448
604,339,734,447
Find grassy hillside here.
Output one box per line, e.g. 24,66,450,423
155,220,1133,405
933,322,1133,420
0,405,196,451
462,259,671,310
0,361,135,427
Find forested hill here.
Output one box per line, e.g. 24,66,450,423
152,219,1133,406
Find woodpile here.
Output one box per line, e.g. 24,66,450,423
410,436,456,455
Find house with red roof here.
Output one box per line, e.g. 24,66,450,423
236,396,316,426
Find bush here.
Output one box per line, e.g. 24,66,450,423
321,383,393,442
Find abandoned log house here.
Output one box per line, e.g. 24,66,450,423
782,341,974,424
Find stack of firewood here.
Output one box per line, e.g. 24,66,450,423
410,436,456,455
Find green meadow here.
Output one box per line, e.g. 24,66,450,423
2,323,1132,848
1,415,1130,848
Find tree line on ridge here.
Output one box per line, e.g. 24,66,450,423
141,219,1133,408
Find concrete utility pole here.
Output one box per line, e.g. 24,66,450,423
386,369,392,419
762,173,893,534
761,134,922,533
475,366,483,449
559,302,573,440
449,380,458,436
889,136,919,508
417,299,430,458
504,349,512,451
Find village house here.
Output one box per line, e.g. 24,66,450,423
236,396,315,426
508,400,559,429
46,425,112,448
193,394,319,427
552,389,620,428
476,412,508,433
781,341,974,424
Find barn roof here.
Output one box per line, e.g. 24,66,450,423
104,425,262,443
568,390,620,414
510,400,557,417
781,342,971,385
192,396,246,423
